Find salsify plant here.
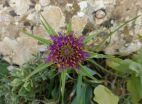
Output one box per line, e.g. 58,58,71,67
21,14,141,104
24,15,101,104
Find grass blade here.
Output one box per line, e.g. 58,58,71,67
60,70,67,104
88,52,114,59
66,22,72,34
24,62,53,81
23,30,52,44
84,32,100,44
79,64,100,83
40,14,57,35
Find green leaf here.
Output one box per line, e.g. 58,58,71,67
23,80,33,92
89,59,114,77
79,65,100,83
106,58,130,74
84,33,100,44
88,52,114,59
93,85,119,104
60,70,67,104
127,76,142,104
66,22,72,34
132,48,142,64
18,86,31,97
24,62,53,81
84,85,93,104
107,58,142,76
128,60,142,76
40,14,57,35
72,75,86,104
73,75,83,104
72,75,93,104
0,60,9,78
23,30,52,44
11,79,23,87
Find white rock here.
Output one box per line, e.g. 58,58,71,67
39,0,50,7
27,12,36,21
65,3,73,12
26,12,40,24
88,0,105,11
33,25,50,39
104,32,142,56
9,0,31,15
104,0,116,5
95,9,106,19
41,6,65,32
35,3,42,12
77,1,88,17
119,42,142,55
38,45,47,52
0,37,38,65
0,11,13,23
77,12,85,17
71,15,88,34
78,1,88,11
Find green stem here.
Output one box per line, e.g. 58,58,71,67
60,70,67,104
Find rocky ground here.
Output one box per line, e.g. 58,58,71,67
0,0,142,66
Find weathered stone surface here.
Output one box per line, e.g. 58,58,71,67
71,15,88,34
9,0,31,16
85,0,142,55
103,0,142,55
33,25,50,40
0,10,21,40
0,37,38,65
41,6,65,32
39,0,50,7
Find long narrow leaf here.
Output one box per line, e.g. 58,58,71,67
71,75,84,104
76,75,83,104
40,14,57,35
24,62,53,81
23,30,52,44
79,64,100,83
84,32,100,44
60,70,67,104
66,22,72,34
88,52,114,59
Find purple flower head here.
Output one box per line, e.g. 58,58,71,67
47,32,89,70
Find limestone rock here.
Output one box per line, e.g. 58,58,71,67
41,6,65,32
71,15,88,34
77,1,88,17
33,25,50,40
104,25,142,55
0,37,38,65
9,0,31,15
0,10,20,39
104,0,142,55
39,0,50,7
86,0,115,26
